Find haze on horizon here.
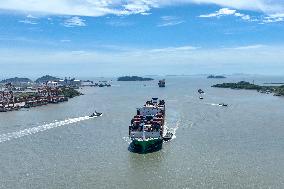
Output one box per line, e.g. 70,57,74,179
0,0,284,78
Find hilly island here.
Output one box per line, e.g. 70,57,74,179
212,81,284,96
117,76,154,81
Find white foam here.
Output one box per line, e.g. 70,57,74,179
164,120,180,141
0,115,97,143
205,103,219,106
122,136,132,144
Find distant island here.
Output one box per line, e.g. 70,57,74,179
0,75,61,84
35,75,60,83
263,82,284,85
207,75,226,79
117,76,154,81
212,81,284,96
0,77,32,83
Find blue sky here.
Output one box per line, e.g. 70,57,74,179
0,0,284,77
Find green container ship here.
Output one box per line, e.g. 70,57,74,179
129,98,165,152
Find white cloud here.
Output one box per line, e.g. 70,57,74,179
18,19,38,25
106,20,133,27
228,44,267,50
60,39,71,43
26,14,37,19
262,14,284,23
158,16,185,27
0,0,284,17
123,1,155,14
63,16,86,27
234,12,251,20
1,44,284,76
18,13,38,24
199,8,236,17
150,46,199,52
141,12,152,16
199,8,252,21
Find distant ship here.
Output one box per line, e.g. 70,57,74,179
158,79,165,87
129,98,165,152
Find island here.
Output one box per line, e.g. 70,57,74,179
1,77,32,83
35,75,60,83
117,76,154,81
212,81,284,96
207,75,226,79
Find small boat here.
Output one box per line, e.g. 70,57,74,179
218,103,228,107
199,96,204,99
163,132,173,141
198,89,205,94
89,111,103,117
158,79,165,87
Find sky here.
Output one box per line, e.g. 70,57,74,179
0,0,284,78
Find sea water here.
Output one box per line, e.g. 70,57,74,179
0,76,283,188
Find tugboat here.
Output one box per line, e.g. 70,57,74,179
163,131,173,141
129,98,165,153
218,103,228,107
198,89,204,94
158,79,165,87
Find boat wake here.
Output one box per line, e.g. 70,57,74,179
210,103,220,106
206,103,222,106
0,115,98,143
122,136,132,144
164,119,180,141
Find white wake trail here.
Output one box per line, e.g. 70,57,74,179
164,119,180,141
0,115,95,143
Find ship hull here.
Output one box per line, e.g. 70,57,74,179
130,138,162,153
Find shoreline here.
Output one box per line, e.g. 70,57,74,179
0,86,81,112
212,81,284,97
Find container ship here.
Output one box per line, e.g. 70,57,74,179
129,98,165,152
158,79,165,87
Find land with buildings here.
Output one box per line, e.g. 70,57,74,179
0,75,111,112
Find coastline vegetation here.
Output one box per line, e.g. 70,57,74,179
212,81,284,96
59,87,82,98
35,75,60,83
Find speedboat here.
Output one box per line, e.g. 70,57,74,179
199,96,204,99
198,89,205,94
95,112,103,116
218,103,228,107
89,111,103,117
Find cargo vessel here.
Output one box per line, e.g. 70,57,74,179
129,98,165,152
158,79,165,87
